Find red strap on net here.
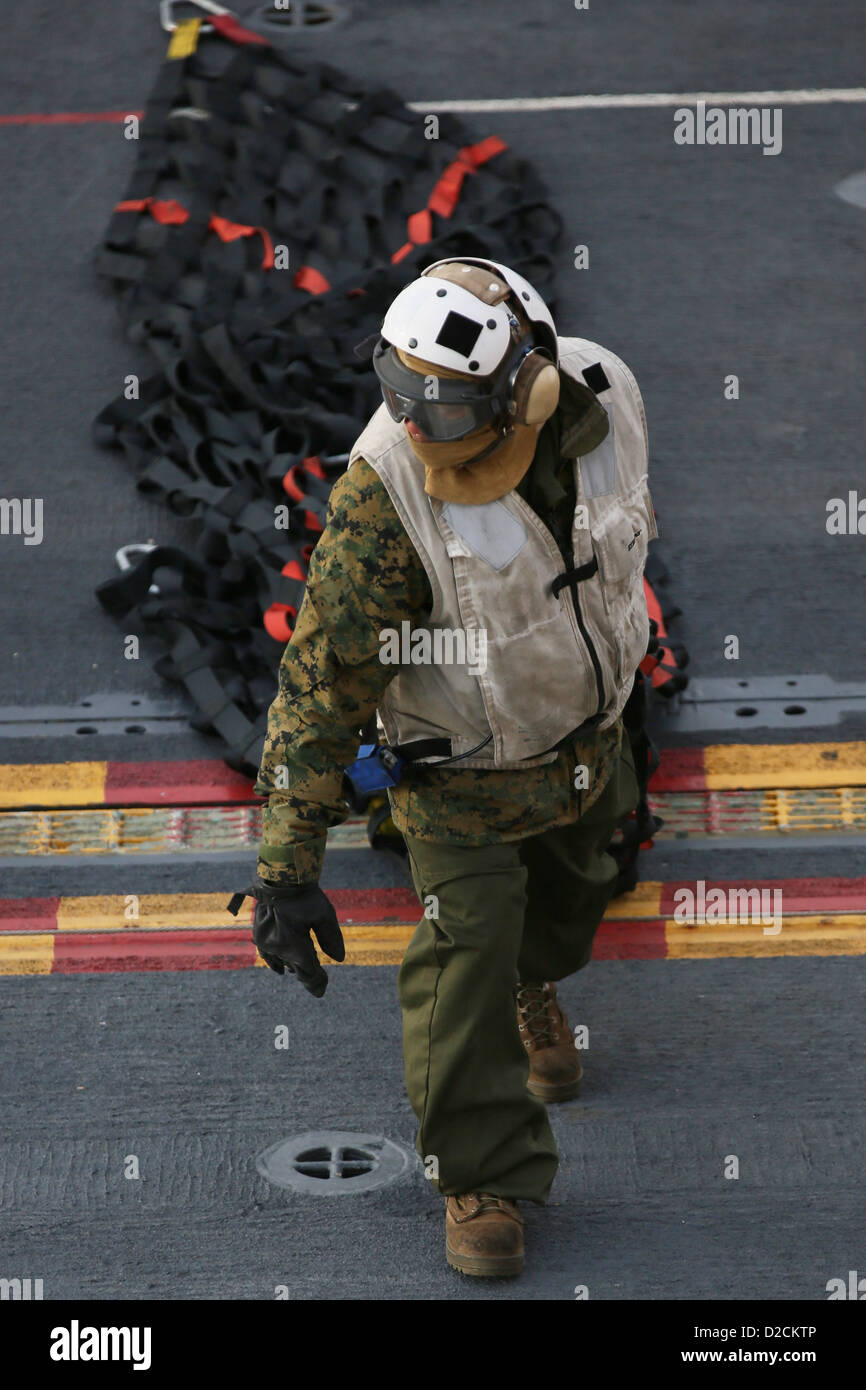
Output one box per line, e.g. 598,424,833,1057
391,135,508,263
116,197,190,225
263,456,329,640
640,577,678,690
209,12,270,46
209,214,275,267
263,559,307,643
116,199,275,267
293,265,331,295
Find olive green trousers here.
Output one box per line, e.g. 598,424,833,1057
397,742,640,1203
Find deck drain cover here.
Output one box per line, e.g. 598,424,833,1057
260,2,348,29
257,1131,412,1195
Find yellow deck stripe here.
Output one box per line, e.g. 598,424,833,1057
340,924,415,965
666,913,866,958
605,882,662,916
40,890,664,932
56,893,242,932
704,741,866,790
0,935,55,974
0,761,107,810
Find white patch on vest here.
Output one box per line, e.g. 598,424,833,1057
580,403,617,498
440,500,528,572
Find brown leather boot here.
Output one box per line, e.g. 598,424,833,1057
445,1192,524,1277
516,980,583,1102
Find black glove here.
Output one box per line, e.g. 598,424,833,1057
226,877,345,997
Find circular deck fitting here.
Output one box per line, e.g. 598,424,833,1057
256,1130,413,1194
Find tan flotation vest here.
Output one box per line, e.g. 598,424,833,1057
347,336,657,769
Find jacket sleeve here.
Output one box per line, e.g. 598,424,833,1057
254,458,432,886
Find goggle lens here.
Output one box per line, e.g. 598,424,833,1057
381,385,491,441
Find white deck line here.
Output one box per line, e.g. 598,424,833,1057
407,88,866,114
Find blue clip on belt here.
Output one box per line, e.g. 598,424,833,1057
343,743,405,812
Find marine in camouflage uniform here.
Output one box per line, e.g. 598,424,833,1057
253,366,640,1207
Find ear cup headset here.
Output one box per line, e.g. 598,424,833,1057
370,258,561,464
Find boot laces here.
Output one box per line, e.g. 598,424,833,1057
516,981,557,1045
473,1192,512,1215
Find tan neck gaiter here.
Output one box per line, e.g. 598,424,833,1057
395,349,542,505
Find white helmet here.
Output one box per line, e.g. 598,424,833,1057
380,256,558,374
372,258,560,442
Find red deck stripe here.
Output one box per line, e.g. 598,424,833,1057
0,110,143,125
651,748,707,792
103,760,258,806
594,920,668,960
51,930,257,974
659,877,866,916
329,888,422,922
0,897,60,932
47,922,668,969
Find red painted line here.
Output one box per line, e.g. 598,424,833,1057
594,920,668,960
0,110,143,126
329,888,422,922
47,922,667,972
658,877,866,916
103,759,258,806
51,929,257,974
0,897,59,932
652,748,707,792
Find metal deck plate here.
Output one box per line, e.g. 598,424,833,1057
0,694,193,738
654,675,866,732
257,1131,413,1195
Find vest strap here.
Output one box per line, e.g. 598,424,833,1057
550,555,598,596
391,737,453,761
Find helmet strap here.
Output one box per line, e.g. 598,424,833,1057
454,425,513,469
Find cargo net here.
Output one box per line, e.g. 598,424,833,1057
94,17,562,775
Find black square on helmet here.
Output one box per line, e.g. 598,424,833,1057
434,311,483,359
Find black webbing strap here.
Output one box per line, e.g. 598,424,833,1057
93,14,563,776
550,555,598,596
608,667,664,898
392,738,453,762
643,548,690,697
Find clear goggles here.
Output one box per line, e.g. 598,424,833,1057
372,342,505,442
